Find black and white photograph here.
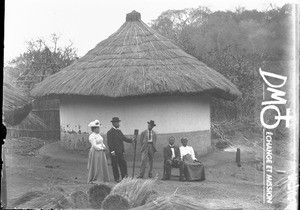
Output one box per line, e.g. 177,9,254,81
1,0,299,209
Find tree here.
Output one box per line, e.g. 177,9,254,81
151,7,211,50
151,4,292,136
6,34,78,90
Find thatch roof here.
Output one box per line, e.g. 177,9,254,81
31,11,241,100
3,72,33,125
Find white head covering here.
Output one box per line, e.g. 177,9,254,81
88,120,101,127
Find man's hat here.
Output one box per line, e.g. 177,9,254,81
111,117,121,122
147,120,156,126
88,120,101,127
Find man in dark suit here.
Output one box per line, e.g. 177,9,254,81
107,117,136,182
137,120,157,178
162,136,184,181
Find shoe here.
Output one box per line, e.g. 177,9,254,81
179,177,185,182
148,174,153,178
136,175,143,179
115,179,121,183
162,176,170,180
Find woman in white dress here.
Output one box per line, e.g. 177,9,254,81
87,120,110,183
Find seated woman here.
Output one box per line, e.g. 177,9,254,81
179,137,205,181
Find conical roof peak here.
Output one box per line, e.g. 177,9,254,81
31,11,241,100
126,10,141,22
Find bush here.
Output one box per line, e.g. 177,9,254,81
101,194,130,210
88,183,112,209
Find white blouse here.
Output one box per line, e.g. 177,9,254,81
179,146,197,160
89,132,106,150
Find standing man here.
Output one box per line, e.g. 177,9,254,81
107,117,136,182
137,120,157,178
162,136,184,181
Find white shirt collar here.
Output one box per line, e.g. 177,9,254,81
112,126,119,130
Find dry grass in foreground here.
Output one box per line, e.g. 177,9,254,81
11,177,212,209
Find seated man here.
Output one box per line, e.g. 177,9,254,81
179,137,205,181
162,136,184,181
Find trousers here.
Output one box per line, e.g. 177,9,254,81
163,159,184,179
110,152,127,180
139,143,155,177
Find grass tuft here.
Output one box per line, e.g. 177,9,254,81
110,177,156,208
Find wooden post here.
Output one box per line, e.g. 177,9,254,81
236,148,241,167
132,129,139,177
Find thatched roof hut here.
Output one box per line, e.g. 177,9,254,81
30,11,240,158
3,73,32,126
31,10,240,100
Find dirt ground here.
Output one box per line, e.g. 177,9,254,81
3,137,292,209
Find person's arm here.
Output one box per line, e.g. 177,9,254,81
107,131,115,153
179,147,183,160
190,147,197,160
120,130,133,143
139,131,145,147
89,135,103,150
163,147,171,162
175,147,180,160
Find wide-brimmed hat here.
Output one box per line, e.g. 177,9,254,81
147,120,156,126
111,117,121,122
88,120,101,127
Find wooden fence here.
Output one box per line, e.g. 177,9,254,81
6,98,60,140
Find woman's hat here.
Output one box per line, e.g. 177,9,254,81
147,120,156,126
111,117,121,122
88,120,101,127
181,137,188,142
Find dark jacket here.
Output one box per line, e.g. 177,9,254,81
163,145,180,162
140,129,157,152
107,128,132,154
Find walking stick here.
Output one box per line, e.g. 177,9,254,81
132,129,139,177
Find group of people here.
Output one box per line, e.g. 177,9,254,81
87,117,205,184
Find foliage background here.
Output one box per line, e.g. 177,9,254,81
151,4,293,148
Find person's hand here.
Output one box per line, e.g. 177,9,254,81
132,136,137,142
167,159,172,165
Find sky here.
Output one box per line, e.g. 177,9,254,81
4,0,295,64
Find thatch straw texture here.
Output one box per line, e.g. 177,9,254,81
88,183,112,209
31,11,240,101
17,192,71,209
101,194,130,210
69,190,90,209
131,194,209,210
110,177,156,208
11,191,46,207
3,73,33,125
